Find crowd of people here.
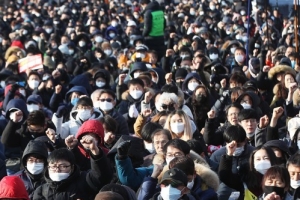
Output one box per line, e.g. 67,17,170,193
0,0,300,199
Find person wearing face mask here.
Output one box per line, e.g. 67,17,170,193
15,140,48,199
91,89,129,142
231,47,247,72
93,69,111,90
33,146,113,199
26,94,53,119
64,119,109,171
131,44,150,62
105,24,118,41
25,71,41,97
286,153,300,198
182,73,204,98
219,139,277,200
236,91,263,117
260,166,291,200
52,97,103,139
263,140,291,166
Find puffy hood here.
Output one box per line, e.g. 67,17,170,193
268,64,296,80
0,176,29,200
65,86,88,102
69,74,93,95
182,73,203,92
105,26,118,40
93,69,111,88
76,119,109,157
263,140,291,157
5,99,29,119
148,68,166,88
22,140,48,167
129,62,148,77
236,91,260,108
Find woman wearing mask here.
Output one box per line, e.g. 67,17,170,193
181,73,204,98
219,145,278,200
260,166,291,200
164,110,205,146
187,85,211,131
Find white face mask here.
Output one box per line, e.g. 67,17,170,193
49,172,70,182
230,47,236,54
96,81,106,88
136,53,145,59
130,90,143,99
241,102,251,109
78,41,86,47
45,28,53,34
109,33,116,38
170,122,185,134
69,49,74,55
254,160,271,175
72,9,77,14
235,55,245,63
27,104,40,112
111,21,118,27
160,185,182,200
233,146,244,156
0,80,5,88
104,49,112,56
95,36,103,43
43,75,50,81
77,109,92,121
19,89,26,97
199,11,204,15
297,141,300,149
29,80,40,89
190,11,195,15
209,53,218,60
27,163,44,175
236,35,242,40
291,179,300,189
134,72,140,78
187,179,194,189
144,142,155,154
99,101,114,112
242,36,248,42
210,5,216,10
205,39,211,44
188,82,199,91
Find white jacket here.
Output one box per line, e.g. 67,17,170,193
52,108,103,139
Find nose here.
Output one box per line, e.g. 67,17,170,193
295,173,300,181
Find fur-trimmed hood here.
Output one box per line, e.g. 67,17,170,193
268,65,296,80
121,87,156,101
293,88,300,106
4,46,25,60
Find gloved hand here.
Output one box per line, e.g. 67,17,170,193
128,104,138,118
117,140,131,159
56,105,67,118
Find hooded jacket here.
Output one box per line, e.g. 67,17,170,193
236,91,263,117
105,26,118,40
129,62,149,78
32,150,113,200
182,73,203,97
0,176,29,200
93,69,111,90
52,108,103,139
69,74,93,95
15,140,48,198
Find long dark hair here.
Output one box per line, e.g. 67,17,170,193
191,85,210,124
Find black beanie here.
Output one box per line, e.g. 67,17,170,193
238,108,258,122
175,68,188,80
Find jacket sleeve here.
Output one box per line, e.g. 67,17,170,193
3,90,15,112
254,126,267,147
143,11,152,37
134,114,147,138
32,185,46,200
115,114,130,140
137,177,159,200
118,101,128,115
49,93,63,112
115,155,153,191
52,114,69,139
116,84,128,101
1,120,22,147
203,119,224,146
85,150,113,192
218,155,244,192
266,126,279,141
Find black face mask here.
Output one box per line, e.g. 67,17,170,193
196,94,207,103
176,81,183,89
263,186,285,198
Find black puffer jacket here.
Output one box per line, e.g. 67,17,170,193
15,140,48,198
33,151,113,200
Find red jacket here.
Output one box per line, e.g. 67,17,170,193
76,119,109,158
0,176,29,200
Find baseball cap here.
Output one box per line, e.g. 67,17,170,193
160,168,188,186
127,20,137,27
243,81,257,91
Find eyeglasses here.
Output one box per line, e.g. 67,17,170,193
166,152,184,158
99,98,113,102
161,104,175,110
48,165,71,171
162,182,182,188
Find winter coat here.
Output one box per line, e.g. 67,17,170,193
52,108,103,139
203,119,231,146
15,140,48,198
33,150,113,200
0,176,29,200
70,120,109,171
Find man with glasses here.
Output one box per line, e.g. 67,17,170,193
33,138,113,199
91,89,129,141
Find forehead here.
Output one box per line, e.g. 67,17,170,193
100,92,113,98
167,146,183,154
288,164,300,172
49,160,70,165
254,149,267,157
153,133,169,141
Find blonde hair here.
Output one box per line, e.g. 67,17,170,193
164,110,193,141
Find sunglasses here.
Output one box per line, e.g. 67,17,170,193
99,98,113,102
161,104,174,110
